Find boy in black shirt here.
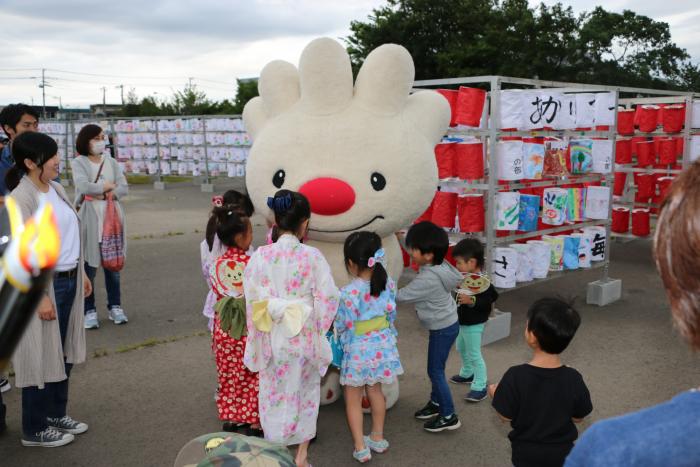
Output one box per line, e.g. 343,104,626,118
490,297,593,467
449,239,498,402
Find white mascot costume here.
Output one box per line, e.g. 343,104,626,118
243,38,450,408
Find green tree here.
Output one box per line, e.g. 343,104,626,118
231,79,259,114
346,0,696,90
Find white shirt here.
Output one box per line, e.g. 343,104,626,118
47,186,80,272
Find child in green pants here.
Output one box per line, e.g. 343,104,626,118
450,239,499,402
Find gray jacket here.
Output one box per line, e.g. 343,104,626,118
10,177,86,388
397,261,462,330
70,155,128,268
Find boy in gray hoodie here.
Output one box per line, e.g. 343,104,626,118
397,221,463,432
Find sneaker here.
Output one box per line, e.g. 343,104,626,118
21,427,74,447
465,388,488,402
84,311,99,329
0,378,11,393
108,306,128,325
449,374,474,385
414,400,440,420
352,446,371,463
47,415,88,435
423,414,461,433
364,435,389,453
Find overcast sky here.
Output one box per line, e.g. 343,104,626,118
0,0,697,108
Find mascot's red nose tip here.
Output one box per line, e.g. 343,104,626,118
299,177,355,216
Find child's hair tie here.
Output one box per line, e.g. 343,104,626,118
367,248,386,268
266,194,292,213
212,195,223,207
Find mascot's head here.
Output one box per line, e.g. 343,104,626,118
244,37,449,242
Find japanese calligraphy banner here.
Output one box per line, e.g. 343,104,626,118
492,247,519,288
526,240,551,279
496,140,524,180
593,92,616,127
582,226,607,262
575,93,597,128
555,93,577,130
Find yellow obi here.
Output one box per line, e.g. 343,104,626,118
354,315,389,336
252,298,312,338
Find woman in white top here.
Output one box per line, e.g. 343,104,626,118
70,124,128,329
5,131,91,447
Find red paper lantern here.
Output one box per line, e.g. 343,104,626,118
613,172,627,196
457,194,485,233
662,105,685,133
658,138,677,164
617,110,635,135
455,87,486,127
611,207,630,233
445,243,457,266
454,142,484,180
431,191,458,228
435,143,456,179
637,105,659,133
676,136,685,157
415,194,435,223
437,89,458,127
615,139,632,164
634,173,655,202
635,141,656,167
632,209,651,237
657,176,674,201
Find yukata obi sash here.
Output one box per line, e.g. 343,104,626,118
252,297,313,338
354,315,389,336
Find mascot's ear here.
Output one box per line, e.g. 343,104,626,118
298,37,353,115
243,60,300,141
404,90,451,146
354,43,414,115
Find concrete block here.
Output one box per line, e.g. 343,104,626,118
153,181,166,190
586,278,622,306
482,309,511,346
200,183,214,193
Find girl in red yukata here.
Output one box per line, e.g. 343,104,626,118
208,205,261,436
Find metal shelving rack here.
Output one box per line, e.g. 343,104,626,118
414,76,624,302
610,91,699,239
41,114,250,191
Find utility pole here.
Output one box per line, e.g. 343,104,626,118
115,84,124,105
39,68,49,118
188,77,194,90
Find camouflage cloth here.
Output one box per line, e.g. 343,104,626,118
174,432,295,467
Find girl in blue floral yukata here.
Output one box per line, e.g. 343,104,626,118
335,231,403,464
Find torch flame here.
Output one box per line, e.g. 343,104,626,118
18,201,61,272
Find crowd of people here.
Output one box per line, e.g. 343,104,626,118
0,102,697,467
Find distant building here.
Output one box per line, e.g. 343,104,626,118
90,104,123,117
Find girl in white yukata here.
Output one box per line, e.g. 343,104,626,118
243,190,339,467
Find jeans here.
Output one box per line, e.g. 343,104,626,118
456,324,487,391
84,262,121,312
427,321,459,417
22,273,76,436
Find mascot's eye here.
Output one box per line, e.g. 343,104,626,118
370,172,386,191
272,169,286,188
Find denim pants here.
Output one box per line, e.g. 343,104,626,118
84,262,121,312
427,321,459,417
22,273,76,436
456,323,487,391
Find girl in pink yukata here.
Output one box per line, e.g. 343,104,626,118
243,190,339,467
335,231,403,463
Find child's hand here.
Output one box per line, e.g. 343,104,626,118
457,293,476,306
487,383,498,399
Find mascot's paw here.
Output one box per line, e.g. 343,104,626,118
244,37,450,244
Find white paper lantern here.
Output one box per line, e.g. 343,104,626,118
492,247,519,288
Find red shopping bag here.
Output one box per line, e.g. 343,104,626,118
101,193,125,272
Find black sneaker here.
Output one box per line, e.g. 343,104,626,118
414,400,440,420
449,374,474,385
423,414,461,433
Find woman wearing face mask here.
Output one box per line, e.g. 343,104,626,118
70,124,129,329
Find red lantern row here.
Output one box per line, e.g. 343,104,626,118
611,207,651,237
616,137,684,166
437,87,486,127
617,105,686,135
434,142,485,180
415,191,485,233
